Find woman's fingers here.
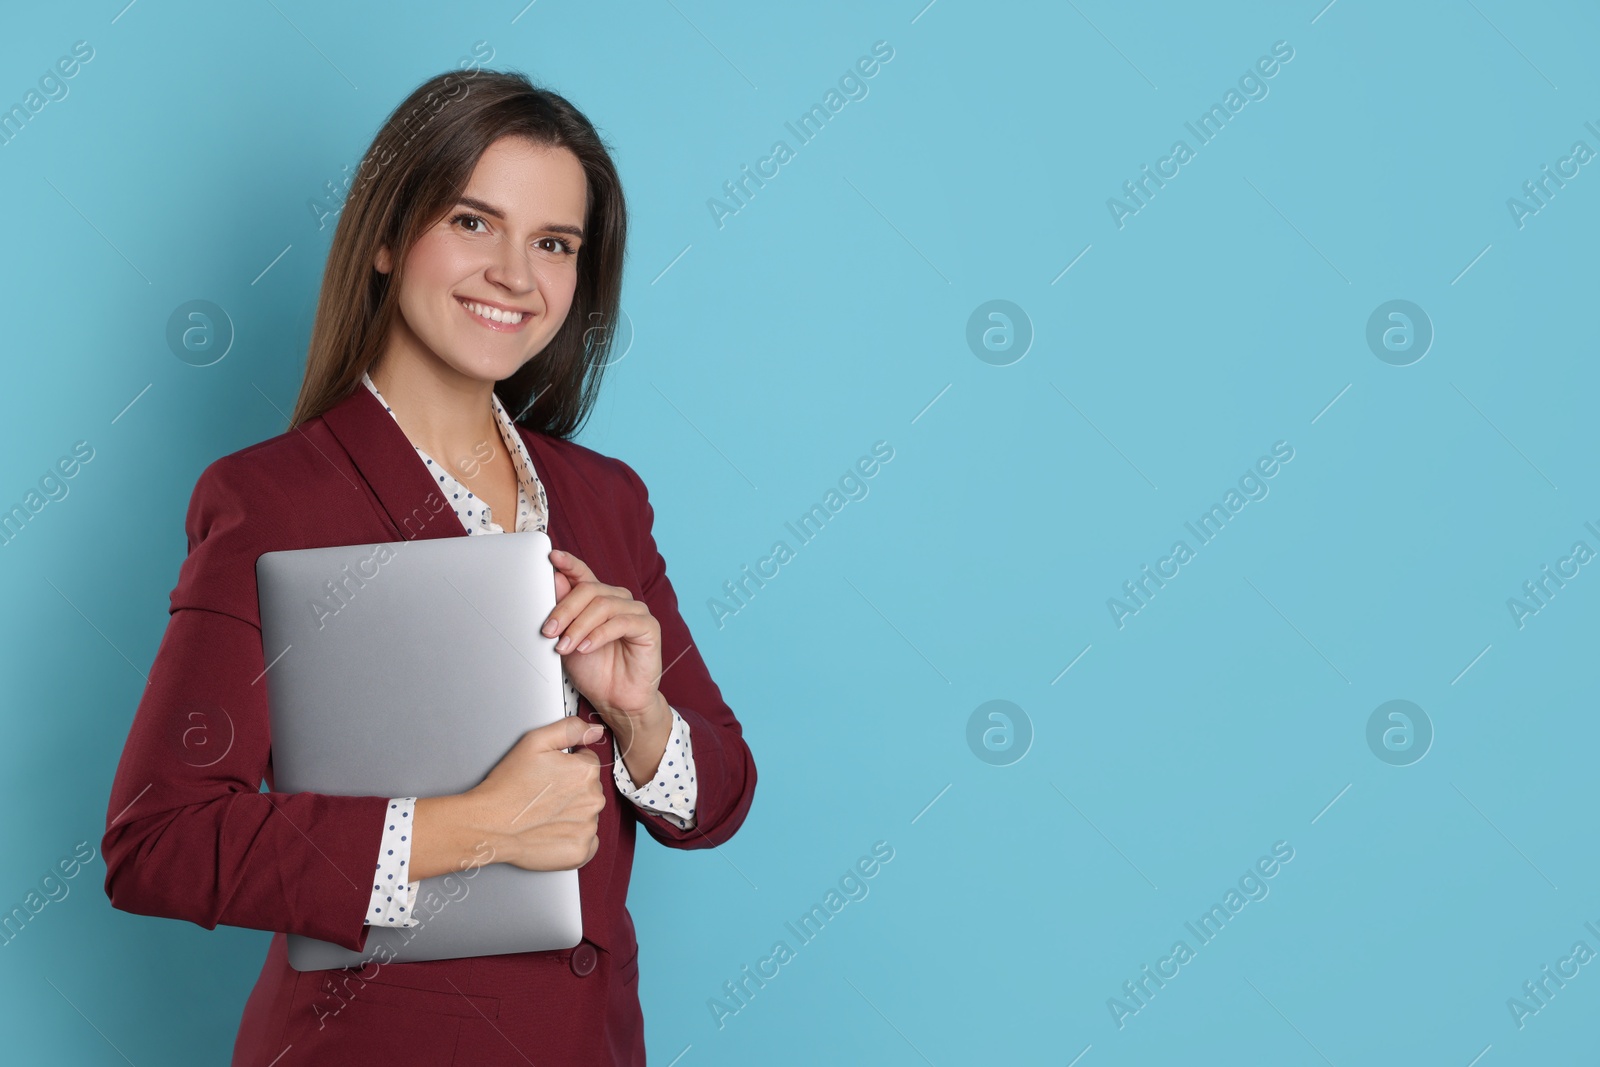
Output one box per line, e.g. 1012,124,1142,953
556,595,648,652
543,549,631,640
549,548,599,584
545,584,631,641
570,610,656,655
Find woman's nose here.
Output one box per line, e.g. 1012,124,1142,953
484,241,536,293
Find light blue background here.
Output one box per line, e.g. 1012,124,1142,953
2,1,1596,1063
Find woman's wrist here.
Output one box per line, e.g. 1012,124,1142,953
409,793,507,882
610,692,674,787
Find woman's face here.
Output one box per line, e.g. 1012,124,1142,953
375,135,589,384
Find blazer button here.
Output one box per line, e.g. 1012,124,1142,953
570,941,597,977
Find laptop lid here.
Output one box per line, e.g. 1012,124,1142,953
255,530,581,971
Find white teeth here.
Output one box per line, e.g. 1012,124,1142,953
462,299,524,324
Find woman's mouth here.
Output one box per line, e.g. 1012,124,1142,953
457,296,534,333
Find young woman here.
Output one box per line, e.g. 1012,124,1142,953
100,69,757,1065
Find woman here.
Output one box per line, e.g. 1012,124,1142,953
100,69,757,1065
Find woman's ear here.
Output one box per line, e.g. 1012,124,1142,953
374,243,393,274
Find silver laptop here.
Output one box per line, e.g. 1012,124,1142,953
255,530,582,971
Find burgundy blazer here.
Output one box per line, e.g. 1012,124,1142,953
101,381,757,1066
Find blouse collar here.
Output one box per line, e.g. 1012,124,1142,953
359,370,550,534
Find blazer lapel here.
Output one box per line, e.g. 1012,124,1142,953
321,383,583,555
319,382,470,544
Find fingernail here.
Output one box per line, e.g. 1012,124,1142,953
556,635,570,651
583,725,604,743
576,639,591,653
543,618,557,635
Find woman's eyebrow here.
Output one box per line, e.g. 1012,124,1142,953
455,196,584,239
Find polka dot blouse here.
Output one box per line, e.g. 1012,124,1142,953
359,371,698,928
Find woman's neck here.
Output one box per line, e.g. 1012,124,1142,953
367,353,500,471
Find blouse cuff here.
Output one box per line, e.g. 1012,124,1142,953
364,797,420,928
612,705,698,830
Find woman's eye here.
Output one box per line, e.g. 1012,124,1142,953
450,216,574,254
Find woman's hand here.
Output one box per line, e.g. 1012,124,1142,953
412,716,607,877
544,548,674,784
544,548,662,722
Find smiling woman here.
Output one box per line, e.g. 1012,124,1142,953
100,69,757,1067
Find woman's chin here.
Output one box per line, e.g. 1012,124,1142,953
431,349,533,384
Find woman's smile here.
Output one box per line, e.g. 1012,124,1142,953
456,294,536,333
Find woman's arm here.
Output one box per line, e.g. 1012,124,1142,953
101,603,391,951
613,458,757,849
100,459,390,952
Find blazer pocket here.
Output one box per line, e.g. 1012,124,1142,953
319,969,501,1020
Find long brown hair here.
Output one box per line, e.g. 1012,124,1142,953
289,69,628,439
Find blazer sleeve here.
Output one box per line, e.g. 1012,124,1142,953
100,456,390,952
614,458,756,850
